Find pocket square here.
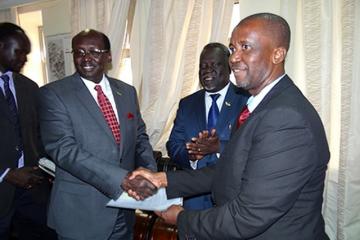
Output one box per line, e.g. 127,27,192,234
127,112,134,119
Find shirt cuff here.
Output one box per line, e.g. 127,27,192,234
189,160,198,170
0,168,11,183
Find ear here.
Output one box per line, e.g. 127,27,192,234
106,51,112,63
272,47,287,64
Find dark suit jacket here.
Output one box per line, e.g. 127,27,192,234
166,83,248,210
39,73,156,240
166,75,330,240
0,72,47,217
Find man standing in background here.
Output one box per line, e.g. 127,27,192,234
0,22,56,240
167,42,248,210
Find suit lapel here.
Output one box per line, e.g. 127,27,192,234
109,78,126,157
252,75,293,116
72,74,115,144
195,90,207,131
216,84,239,133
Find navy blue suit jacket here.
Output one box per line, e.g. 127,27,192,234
166,83,248,210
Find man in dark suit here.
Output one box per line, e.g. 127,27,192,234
0,22,56,240
129,13,330,239
166,42,248,210
39,29,157,240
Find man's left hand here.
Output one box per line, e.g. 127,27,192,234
155,205,184,225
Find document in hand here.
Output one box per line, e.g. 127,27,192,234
107,188,182,211
38,157,56,177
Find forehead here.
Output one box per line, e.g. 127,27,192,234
200,48,227,62
5,34,30,50
73,33,105,48
230,19,267,43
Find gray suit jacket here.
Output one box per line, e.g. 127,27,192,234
166,75,330,240
39,73,156,239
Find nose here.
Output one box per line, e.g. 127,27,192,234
229,50,240,64
82,52,92,61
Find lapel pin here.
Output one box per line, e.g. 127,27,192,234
116,91,122,96
225,101,231,107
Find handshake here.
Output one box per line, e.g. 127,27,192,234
121,168,167,201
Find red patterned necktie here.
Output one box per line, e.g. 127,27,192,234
236,105,250,129
94,85,121,144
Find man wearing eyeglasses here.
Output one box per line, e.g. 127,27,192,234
38,29,157,240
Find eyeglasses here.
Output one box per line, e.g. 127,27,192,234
71,48,109,58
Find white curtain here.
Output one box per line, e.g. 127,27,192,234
70,0,130,79
280,1,360,239
131,0,234,152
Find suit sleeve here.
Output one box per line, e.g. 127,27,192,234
166,100,192,169
166,164,215,198
39,86,126,199
176,108,322,239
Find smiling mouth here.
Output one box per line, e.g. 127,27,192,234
82,65,95,71
204,76,213,81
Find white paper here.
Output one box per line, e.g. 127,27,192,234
38,157,56,177
107,188,182,211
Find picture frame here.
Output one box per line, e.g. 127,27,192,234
45,33,72,82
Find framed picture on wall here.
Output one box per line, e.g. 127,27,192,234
45,33,72,82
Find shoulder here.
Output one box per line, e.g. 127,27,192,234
13,73,39,89
40,74,78,91
180,89,205,105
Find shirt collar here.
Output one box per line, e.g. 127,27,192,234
247,74,285,112
81,74,108,90
205,82,230,98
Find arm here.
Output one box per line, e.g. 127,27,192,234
131,86,157,171
166,100,194,169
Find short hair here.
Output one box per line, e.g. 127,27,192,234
239,13,291,51
0,22,28,42
201,42,230,58
72,29,111,50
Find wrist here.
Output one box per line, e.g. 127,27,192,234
158,172,168,188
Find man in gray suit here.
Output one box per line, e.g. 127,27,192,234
39,29,157,240
129,13,330,240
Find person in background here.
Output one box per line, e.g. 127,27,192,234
39,29,157,240
129,13,330,240
0,22,56,240
166,42,248,210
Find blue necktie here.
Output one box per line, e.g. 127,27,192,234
1,74,22,152
207,93,220,130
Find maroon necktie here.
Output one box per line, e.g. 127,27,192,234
94,85,121,144
236,105,250,129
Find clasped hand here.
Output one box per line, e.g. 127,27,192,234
186,129,220,161
121,167,183,225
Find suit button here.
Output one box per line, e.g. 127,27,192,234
15,146,20,151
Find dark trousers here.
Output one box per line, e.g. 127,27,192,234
0,188,56,240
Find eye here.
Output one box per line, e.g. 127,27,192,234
241,44,250,50
229,46,235,54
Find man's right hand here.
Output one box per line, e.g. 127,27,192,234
4,166,44,189
121,174,158,200
124,167,168,200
